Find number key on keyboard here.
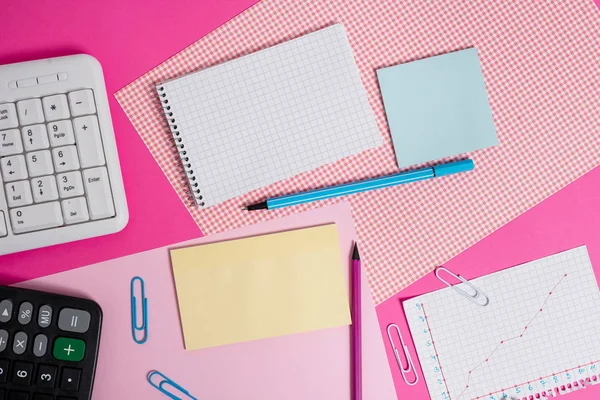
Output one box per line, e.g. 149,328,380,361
0,129,23,156
57,171,84,198
26,150,54,178
5,181,33,208
17,99,44,126
31,176,59,203
10,202,64,234
1,155,28,182
52,146,79,173
73,115,105,168
21,124,49,151
47,120,75,147
61,198,90,225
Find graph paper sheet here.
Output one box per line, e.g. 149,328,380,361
157,24,381,207
404,246,600,400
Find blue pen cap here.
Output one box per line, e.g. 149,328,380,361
432,159,474,177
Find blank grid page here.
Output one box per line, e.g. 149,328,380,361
404,246,600,400
158,24,381,207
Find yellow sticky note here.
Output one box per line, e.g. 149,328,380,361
170,224,351,350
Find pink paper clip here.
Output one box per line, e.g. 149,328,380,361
386,324,419,386
435,267,489,306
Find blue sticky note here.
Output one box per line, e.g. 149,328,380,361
377,48,498,168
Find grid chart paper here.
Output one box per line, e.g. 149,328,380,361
115,1,600,304
404,246,600,400
156,24,381,207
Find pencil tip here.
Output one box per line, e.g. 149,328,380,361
352,242,360,260
241,206,247,210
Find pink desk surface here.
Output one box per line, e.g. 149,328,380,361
378,165,600,399
0,0,259,281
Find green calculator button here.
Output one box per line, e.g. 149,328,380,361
53,337,86,362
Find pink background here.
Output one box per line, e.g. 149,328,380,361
2,1,600,399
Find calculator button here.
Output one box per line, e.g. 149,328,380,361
0,129,23,156
52,145,79,173
53,337,85,362
58,308,91,333
73,115,105,168
12,361,32,385
21,124,49,151
0,359,7,382
0,212,6,237
17,302,33,325
33,395,52,400
56,171,84,199
38,305,52,328
26,150,54,177
5,181,33,208
83,167,115,220
31,176,59,203
47,120,75,147
60,368,81,391
42,94,70,121
68,89,96,117
36,364,56,388
33,334,48,357
17,99,44,126
0,103,18,130
10,202,64,234
1,155,28,182
62,198,90,225
0,300,13,322
8,392,28,400
0,331,7,352
12,332,27,355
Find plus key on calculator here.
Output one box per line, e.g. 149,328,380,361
0,286,102,400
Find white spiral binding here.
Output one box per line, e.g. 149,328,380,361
156,85,205,207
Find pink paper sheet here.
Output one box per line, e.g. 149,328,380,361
378,166,600,399
17,203,396,400
115,0,600,305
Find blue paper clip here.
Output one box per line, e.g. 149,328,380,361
130,276,148,344
148,370,198,400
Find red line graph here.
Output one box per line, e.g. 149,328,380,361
451,274,568,400
422,303,451,397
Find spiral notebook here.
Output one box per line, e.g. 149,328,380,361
156,24,381,207
404,246,600,400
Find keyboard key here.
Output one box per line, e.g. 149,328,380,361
62,198,90,225
0,359,7,382
12,332,27,355
0,129,23,156
58,308,91,333
33,334,47,357
0,212,6,237
31,176,59,203
17,98,44,125
0,103,18,130
52,146,79,173
68,89,96,117
60,368,81,391
57,171,84,198
42,94,70,121
1,155,28,182
47,120,75,147
0,330,7,352
17,302,33,325
83,167,115,220
10,202,64,234
36,364,56,388
21,124,49,151
5,181,33,208
8,392,28,400
0,300,13,322
12,361,32,386
26,150,54,177
53,337,85,362
38,305,52,328
73,115,105,168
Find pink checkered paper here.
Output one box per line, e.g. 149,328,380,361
115,0,600,305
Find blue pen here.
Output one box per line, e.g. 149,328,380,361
244,159,474,210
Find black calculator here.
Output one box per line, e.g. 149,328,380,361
0,286,102,400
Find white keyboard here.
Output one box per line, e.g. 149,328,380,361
0,55,128,255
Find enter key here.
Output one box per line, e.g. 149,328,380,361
83,167,115,220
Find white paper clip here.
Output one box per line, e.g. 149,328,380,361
387,324,419,386
435,266,489,306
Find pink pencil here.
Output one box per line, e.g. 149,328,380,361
352,242,362,400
